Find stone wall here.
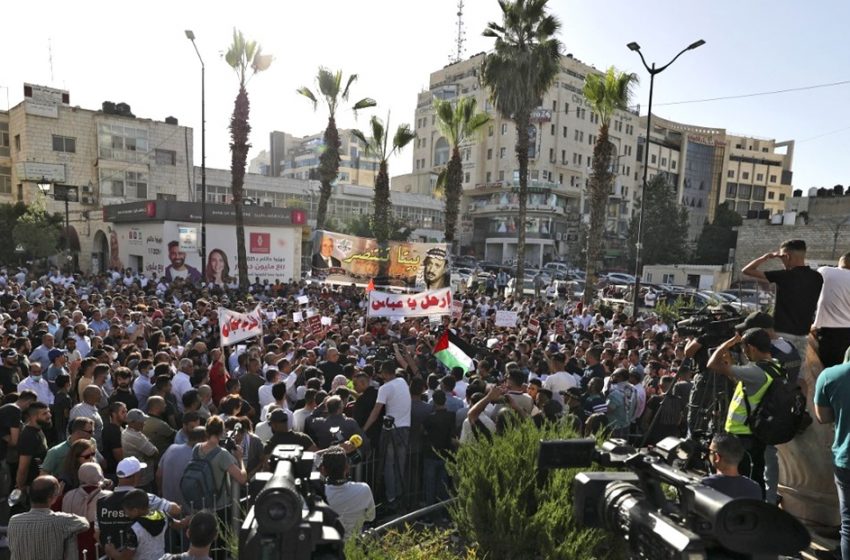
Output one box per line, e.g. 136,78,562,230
733,218,850,278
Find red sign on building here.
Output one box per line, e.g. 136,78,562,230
250,232,271,254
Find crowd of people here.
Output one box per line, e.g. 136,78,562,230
0,237,849,559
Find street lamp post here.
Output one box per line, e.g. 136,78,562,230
627,39,705,319
37,177,78,273
185,29,207,277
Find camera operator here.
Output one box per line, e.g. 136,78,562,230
707,328,785,497
701,432,761,500
362,361,411,513
320,445,375,540
194,416,248,511
307,395,369,455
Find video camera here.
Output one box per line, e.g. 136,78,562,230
220,422,242,453
676,305,741,348
538,437,810,559
240,444,344,560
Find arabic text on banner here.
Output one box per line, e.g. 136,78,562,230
367,288,453,318
495,310,518,328
219,305,263,346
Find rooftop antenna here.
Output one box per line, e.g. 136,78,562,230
449,0,466,64
48,38,55,83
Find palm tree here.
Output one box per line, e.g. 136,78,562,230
434,97,490,248
224,29,272,290
582,66,638,305
297,69,376,230
352,114,415,244
481,0,561,288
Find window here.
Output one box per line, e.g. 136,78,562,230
562,126,567,138
14,134,20,152
488,125,494,137
487,148,493,160
434,137,450,165
550,124,555,135
742,171,749,180
0,123,8,157
770,174,777,183
762,147,768,153
127,171,147,198
486,171,491,182
756,173,764,182
498,170,504,181
0,166,11,195
727,183,737,197
753,186,766,201
552,100,557,111
564,103,569,115
738,184,751,198
663,273,675,284
727,170,734,178
561,149,566,163
420,137,427,148
661,157,667,167
650,154,657,164
779,193,786,201
98,123,149,162
500,147,506,159
155,149,176,165
768,191,775,200
671,160,676,170
52,135,76,153
501,123,508,135
464,172,470,183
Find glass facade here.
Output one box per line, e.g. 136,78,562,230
682,141,723,238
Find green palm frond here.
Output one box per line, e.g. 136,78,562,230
224,28,270,87
583,66,638,124
342,74,358,100
391,124,416,156
296,87,318,109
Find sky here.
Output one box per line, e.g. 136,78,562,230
2,0,849,191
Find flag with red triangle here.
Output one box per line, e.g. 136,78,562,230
366,278,375,292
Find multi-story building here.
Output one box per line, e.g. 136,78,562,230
258,129,381,187
4,83,193,272
638,115,794,243
401,52,641,267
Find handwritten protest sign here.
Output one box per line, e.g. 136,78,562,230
451,300,463,320
495,310,518,328
219,305,263,346
367,288,452,318
307,315,322,335
528,318,540,333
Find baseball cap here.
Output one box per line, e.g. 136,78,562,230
561,387,584,400
742,328,772,353
116,457,147,478
126,409,149,423
269,409,289,424
735,311,773,333
48,349,64,362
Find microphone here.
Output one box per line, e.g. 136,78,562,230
348,434,363,449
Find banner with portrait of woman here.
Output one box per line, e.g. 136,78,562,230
311,230,449,290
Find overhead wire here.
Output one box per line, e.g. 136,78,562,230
654,79,850,107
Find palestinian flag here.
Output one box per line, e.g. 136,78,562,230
435,330,475,373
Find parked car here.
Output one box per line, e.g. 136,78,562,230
605,272,637,284
505,277,536,297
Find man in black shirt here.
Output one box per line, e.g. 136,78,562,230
15,401,50,496
318,347,344,392
422,391,456,506
0,390,37,506
0,348,21,394
109,368,139,411
743,239,823,371
262,409,317,461
306,396,368,453
102,402,127,479
581,347,605,388
351,372,381,449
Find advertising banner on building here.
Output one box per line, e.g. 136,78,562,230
219,305,263,346
311,230,449,290
367,288,452,319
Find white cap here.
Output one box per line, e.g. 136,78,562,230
116,456,147,478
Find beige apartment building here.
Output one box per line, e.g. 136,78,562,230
256,129,381,188
399,52,641,267
3,83,193,272
639,114,794,243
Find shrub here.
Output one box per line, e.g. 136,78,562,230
447,419,616,560
345,526,475,560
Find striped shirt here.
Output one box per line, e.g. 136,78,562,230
7,508,89,560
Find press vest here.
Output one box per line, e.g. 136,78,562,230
724,360,782,435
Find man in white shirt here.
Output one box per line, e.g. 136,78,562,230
814,252,850,368
543,353,577,405
18,362,54,405
171,359,194,413
362,362,411,510
321,446,375,539
73,323,92,358
258,369,280,410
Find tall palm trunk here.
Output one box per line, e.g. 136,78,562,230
316,116,340,230
230,85,251,289
584,123,614,306
514,110,531,287
444,147,463,245
373,160,391,283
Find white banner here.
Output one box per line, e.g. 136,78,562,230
219,305,263,346
367,288,452,318
495,310,518,328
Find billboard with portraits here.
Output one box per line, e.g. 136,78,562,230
311,230,448,290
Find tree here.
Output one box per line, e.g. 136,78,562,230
297,68,376,230
13,195,62,262
434,97,490,246
351,114,415,244
481,0,561,287
627,174,689,266
582,66,638,305
342,213,413,242
0,202,29,264
694,202,742,265
225,29,272,289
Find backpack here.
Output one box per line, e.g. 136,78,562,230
180,445,226,511
743,360,811,445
